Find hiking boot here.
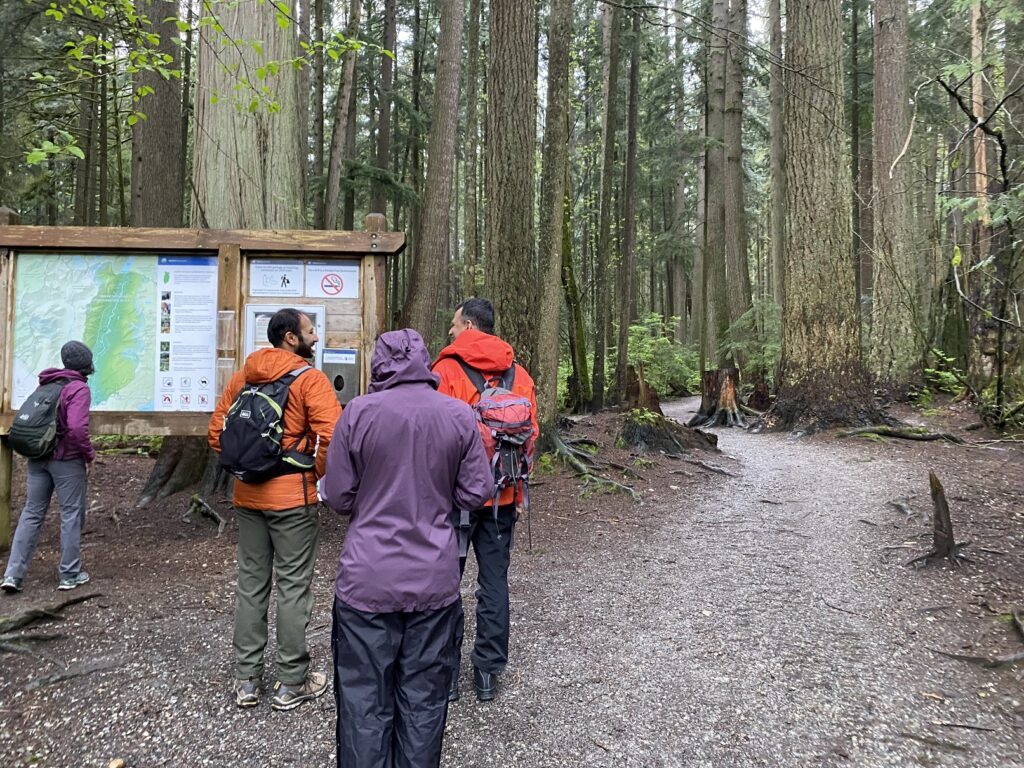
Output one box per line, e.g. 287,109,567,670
473,667,497,702
234,678,260,709
271,672,328,711
57,571,90,591
1,576,23,594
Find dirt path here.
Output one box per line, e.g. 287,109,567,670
1,400,1021,766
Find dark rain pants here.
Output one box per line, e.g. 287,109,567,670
332,596,459,768
453,503,516,679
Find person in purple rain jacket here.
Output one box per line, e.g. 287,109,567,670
2,341,96,594
319,329,492,768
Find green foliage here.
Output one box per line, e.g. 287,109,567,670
626,314,699,395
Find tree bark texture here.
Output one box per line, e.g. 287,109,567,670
724,0,751,326
590,3,621,410
776,0,875,429
706,0,729,367
400,0,465,345
371,0,396,216
536,0,573,425
311,0,326,228
769,0,785,314
485,0,538,370
322,0,361,230
192,0,305,229
869,0,918,393
462,0,482,296
562,188,592,411
131,0,183,228
615,9,641,403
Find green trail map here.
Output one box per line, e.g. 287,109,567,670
13,253,157,410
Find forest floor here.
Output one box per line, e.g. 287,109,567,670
0,396,1022,767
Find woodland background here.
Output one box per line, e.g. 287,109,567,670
0,0,1022,436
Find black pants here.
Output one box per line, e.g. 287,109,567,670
453,504,516,677
332,597,459,768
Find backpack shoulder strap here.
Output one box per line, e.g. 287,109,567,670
277,365,312,387
502,364,517,390
455,358,488,395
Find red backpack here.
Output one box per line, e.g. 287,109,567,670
455,358,534,548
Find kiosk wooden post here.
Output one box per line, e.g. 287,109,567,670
0,217,403,549
0,209,19,549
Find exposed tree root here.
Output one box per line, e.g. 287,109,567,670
838,425,965,444
25,657,122,691
550,432,642,502
0,592,101,634
932,648,1024,669
185,494,227,536
680,458,738,477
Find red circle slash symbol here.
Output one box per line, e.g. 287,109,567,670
321,273,344,295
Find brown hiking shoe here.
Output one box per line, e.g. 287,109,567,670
270,672,328,711
234,678,260,708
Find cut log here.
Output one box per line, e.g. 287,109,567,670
906,471,972,568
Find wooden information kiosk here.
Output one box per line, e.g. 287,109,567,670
0,213,404,548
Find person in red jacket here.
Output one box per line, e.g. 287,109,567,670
433,298,538,702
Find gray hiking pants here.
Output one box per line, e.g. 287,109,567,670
4,458,88,581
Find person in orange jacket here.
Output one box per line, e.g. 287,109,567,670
209,308,341,711
432,297,538,702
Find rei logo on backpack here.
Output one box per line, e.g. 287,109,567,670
454,358,534,547
9,380,70,460
218,366,315,484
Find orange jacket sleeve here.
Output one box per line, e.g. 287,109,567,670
293,369,342,477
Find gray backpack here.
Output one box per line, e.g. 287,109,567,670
9,380,69,459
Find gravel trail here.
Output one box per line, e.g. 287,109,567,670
1,398,1021,767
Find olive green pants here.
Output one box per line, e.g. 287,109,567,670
233,504,320,685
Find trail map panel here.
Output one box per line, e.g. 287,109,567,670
11,252,217,412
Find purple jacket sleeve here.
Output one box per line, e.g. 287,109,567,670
62,381,95,462
320,405,359,515
454,408,494,511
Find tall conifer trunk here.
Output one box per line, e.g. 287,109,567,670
774,0,877,429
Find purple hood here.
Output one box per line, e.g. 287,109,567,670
38,368,94,462
320,330,492,613
368,328,441,393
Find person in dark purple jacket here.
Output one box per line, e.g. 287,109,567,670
319,329,492,768
2,341,96,594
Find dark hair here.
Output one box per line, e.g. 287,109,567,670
458,297,495,334
267,308,306,348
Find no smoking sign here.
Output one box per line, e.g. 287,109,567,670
320,273,344,295
306,261,360,299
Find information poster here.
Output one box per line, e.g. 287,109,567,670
244,304,326,370
155,256,219,411
12,253,217,412
305,261,360,299
249,261,305,297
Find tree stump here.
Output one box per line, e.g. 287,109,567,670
748,379,772,412
688,368,745,428
618,409,718,454
621,364,663,414
906,471,971,568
